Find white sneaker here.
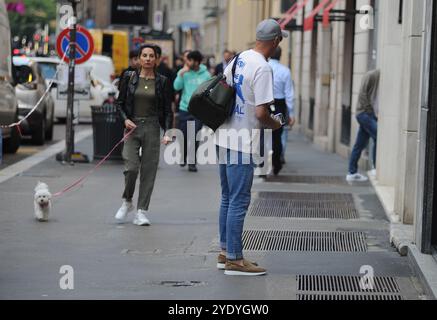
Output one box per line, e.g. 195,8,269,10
115,200,134,222
133,210,151,226
369,169,377,177
346,173,369,182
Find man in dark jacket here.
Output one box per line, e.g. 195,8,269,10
118,50,140,89
155,45,176,88
214,49,235,76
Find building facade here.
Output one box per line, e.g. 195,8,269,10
77,0,111,29
203,0,228,59
286,0,437,293
151,0,209,54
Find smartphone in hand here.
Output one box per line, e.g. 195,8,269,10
271,113,287,126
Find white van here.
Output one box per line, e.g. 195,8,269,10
0,0,20,153
30,55,118,123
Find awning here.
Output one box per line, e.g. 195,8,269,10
278,0,309,30
322,0,340,27
179,22,200,32
303,0,331,31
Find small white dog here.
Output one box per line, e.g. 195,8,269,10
34,182,52,222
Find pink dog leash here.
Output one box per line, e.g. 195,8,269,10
52,127,136,198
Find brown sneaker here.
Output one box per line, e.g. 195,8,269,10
217,254,227,270
224,260,267,276
217,254,258,270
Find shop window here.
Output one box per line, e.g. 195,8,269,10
340,0,356,146
281,0,298,13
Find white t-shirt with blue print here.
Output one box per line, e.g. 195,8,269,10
214,49,274,157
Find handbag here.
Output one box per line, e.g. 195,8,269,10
188,54,240,131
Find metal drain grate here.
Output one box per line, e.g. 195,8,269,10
297,294,403,300
249,198,358,219
297,275,401,293
242,230,367,252
255,192,354,202
265,175,349,185
250,193,358,219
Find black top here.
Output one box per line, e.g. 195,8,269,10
116,70,173,131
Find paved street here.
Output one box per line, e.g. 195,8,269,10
0,124,91,171
0,130,428,300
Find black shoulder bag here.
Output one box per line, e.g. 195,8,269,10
188,54,240,131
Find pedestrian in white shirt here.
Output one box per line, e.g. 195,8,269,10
214,19,286,276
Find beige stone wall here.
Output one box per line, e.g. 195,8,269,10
227,0,261,52
291,5,305,129
292,0,374,160
300,0,317,139
376,0,403,190
377,0,424,224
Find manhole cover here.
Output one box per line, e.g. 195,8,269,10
264,175,349,185
242,230,368,252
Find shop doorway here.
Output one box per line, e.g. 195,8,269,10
340,0,356,146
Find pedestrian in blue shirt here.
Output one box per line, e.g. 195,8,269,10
268,47,295,174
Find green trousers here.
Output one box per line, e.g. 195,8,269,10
122,118,161,211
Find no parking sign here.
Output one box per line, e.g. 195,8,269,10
56,25,94,64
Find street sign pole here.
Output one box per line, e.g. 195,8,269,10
64,0,78,165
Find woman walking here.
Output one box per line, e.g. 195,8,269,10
115,44,173,226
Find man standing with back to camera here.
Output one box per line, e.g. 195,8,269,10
214,19,286,276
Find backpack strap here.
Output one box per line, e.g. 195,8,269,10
228,53,241,116
231,53,241,87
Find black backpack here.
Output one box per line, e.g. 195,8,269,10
188,54,240,131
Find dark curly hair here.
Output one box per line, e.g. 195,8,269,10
187,50,203,64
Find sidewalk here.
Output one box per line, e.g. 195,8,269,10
0,131,428,299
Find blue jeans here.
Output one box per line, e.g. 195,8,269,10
178,110,203,164
218,147,255,261
349,112,378,175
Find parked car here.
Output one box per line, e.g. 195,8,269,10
0,0,20,154
28,56,67,123
30,55,118,123
13,56,55,145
